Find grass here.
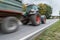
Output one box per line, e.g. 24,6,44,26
34,20,60,40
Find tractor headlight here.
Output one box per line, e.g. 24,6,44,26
29,9,36,14
31,9,35,11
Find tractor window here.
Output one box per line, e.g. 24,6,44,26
32,6,38,11
26,5,32,12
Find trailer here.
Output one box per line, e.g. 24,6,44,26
0,0,46,34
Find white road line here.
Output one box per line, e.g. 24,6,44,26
19,19,58,40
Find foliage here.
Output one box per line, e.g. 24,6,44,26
38,3,52,19
22,4,27,12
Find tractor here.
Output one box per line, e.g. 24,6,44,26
0,0,46,34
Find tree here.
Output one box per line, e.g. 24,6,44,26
38,3,52,19
22,4,27,12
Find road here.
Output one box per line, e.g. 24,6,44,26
0,19,58,40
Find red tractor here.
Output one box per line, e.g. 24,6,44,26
0,0,46,34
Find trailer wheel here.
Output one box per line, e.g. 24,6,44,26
41,15,46,24
1,17,19,34
30,13,41,26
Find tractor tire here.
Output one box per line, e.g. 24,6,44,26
20,16,29,25
41,15,46,24
1,17,19,34
30,13,41,26
21,19,29,25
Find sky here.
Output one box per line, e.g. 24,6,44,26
52,0,60,16
22,0,60,16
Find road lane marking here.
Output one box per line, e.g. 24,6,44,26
19,19,58,40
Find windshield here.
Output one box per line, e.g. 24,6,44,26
26,5,33,12
26,5,38,12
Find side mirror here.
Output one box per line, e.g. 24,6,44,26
15,0,22,3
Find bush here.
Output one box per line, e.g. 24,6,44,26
38,3,52,19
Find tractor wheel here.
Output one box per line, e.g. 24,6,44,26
41,15,46,24
20,16,29,25
1,17,19,34
30,13,41,26
21,19,29,25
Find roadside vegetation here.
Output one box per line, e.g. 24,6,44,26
38,3,52,19
34,20,60,40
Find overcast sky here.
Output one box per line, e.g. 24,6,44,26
22,0,60,16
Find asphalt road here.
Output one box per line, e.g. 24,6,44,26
0,19,58,40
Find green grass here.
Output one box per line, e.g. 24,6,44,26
34,20,60,40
